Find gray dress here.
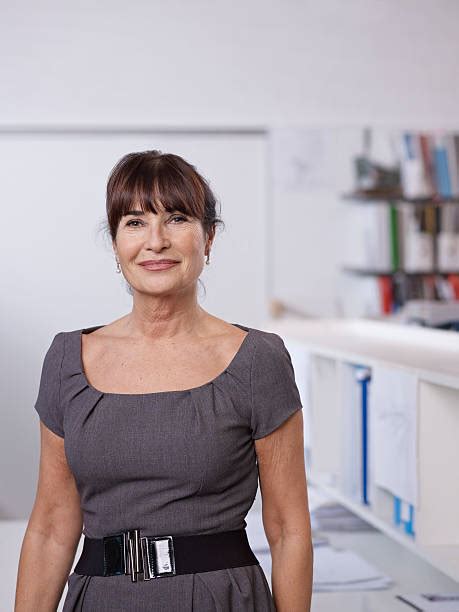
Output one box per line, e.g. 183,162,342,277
33,323,303,612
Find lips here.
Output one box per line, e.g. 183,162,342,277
139,260,179,265
139,260,179,271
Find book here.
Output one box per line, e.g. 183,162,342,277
378,276,393,313
445,134,459,197
419,134,437,197
433,134,452,198
398,204,434,272
399,133,431,198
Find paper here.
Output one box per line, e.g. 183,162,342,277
253,544,392,592
371,365,419,507
312,546,393,592
342,201,392,271
269,128,332,192
397,593,459,611
310,502,376,533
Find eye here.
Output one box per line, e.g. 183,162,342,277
126,219,143,227
170,214,187,223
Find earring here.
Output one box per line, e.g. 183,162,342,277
205,252,210,265
115,258,121,273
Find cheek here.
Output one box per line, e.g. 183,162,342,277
180,227,206,254
178,234,206,274
116,234,144,257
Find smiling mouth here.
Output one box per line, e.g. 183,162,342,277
139,261,179,270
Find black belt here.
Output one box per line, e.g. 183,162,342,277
74,528,259,582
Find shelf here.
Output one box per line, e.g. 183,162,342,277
265,318,459,391
265,318,459,582
342,266,459,277
309,472,459,583
342,191,459,206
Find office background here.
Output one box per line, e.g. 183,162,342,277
3,1,459,610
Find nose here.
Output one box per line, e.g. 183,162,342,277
144,220,171,251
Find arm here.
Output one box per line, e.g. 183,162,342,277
255,409,313,611
15,423,83,612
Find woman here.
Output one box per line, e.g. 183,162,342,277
15,150,313,611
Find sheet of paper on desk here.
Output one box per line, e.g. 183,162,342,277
254,544,393,592
312,546,393,592
397,593,459,611
310,502,377,532
371,365,418,506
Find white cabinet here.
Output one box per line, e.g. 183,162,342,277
265,317,459,582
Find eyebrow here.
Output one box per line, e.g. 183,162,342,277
123,210,145,217
123,209,186,217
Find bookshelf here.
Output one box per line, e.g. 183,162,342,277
342,191,459,206
343,191,459,274
265,317,459,583
342,267,459,277
341,191,459,313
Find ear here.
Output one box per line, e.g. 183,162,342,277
206,226,216,251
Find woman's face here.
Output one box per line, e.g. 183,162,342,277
113,201,211,296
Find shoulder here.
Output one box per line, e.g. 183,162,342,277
242,326,296,379
38,327,86,365
247,326,290,360
41,330,66,356
243,327,302,439
36,332,70,378
250,327,286,346
44,328,81,348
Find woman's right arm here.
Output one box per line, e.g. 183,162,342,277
15,423,83,612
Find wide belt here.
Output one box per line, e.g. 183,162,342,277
74,528,259,582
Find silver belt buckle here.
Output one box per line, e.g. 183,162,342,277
123,529,142,582
142,535,176,580
123,530,176,581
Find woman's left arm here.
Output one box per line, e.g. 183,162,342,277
255,409,313,611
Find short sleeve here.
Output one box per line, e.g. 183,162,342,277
250,333,303,439
34,332,66,438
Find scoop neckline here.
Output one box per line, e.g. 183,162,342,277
77,322,253,397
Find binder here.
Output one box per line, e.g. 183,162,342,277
354,366,372,506
398,204,434,272
389,204,400,270
377,276,393,314
433,135,452,198
340,363,372,505
419,133,437,196
400,133,431,198
394,495,415,537
445,134,459,197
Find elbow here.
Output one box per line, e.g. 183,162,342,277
28,503,83,550
264,517,312,549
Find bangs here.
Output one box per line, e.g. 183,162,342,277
106,150,222,242
115,156,206,220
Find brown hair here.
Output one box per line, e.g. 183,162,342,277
105,150,224,244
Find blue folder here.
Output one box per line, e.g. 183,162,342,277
433,139,452,198
394,495,415,537
354,366,372,506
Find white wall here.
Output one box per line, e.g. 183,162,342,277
2,0,459,129
3,1,459,516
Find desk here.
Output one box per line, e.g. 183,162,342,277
247,487,459,612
